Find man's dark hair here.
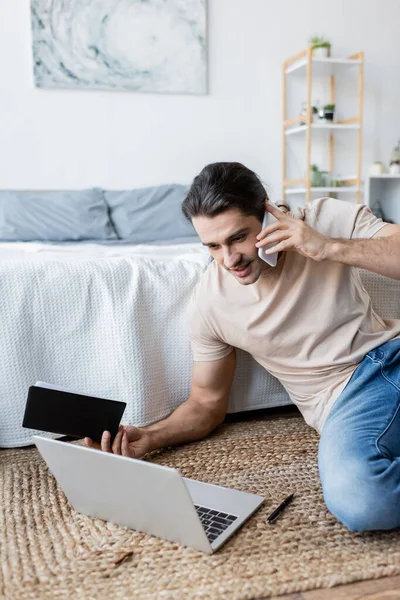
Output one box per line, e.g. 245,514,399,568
182,162,268,223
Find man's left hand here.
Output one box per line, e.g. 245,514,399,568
256,202,331,262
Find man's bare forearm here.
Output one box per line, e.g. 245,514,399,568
325,233,400,280
142,397,224,452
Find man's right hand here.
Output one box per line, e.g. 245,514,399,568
85,353,236,459
85,424,152,459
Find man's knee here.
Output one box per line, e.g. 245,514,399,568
320,457,400,532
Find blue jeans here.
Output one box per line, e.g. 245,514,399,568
318,336,400,532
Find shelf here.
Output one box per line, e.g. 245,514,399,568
285,56,361,76
285,186,361,195
285,123,360,135
369,174,400,179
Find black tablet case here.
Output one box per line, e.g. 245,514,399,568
23,386,126,443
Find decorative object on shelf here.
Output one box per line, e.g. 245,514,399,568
370,199,385,220
30,0,207,95
370,198,395,222
322,103,335,121
309,35,331,58
369,161,387,175
389,140,400,174
299,101,308,126
299,102,319,125
324,172,332,187
310,165,328,187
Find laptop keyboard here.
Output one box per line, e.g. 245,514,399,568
194,505,238,543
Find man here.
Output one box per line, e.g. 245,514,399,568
86,162,400,533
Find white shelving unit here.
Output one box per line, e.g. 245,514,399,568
366,174,400,224
282,48,364,204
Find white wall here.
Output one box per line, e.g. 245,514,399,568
1,0,400,208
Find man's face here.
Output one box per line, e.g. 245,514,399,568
192,208,274,285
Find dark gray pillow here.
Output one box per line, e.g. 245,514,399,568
103,184,198,243
0,188,117,241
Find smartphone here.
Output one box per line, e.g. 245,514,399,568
22,384,126,443
258,209,279,267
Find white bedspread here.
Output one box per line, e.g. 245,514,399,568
0,241,289,447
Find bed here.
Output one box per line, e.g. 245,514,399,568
2,186,400,448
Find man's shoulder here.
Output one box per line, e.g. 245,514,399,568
187,260,221,332
299,196,362,237
300,196,355,219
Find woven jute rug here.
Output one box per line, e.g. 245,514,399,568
1,412,400,600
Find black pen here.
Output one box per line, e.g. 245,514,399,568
266,493,295,524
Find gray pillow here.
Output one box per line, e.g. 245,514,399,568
103,184,198,243
0,188,117,241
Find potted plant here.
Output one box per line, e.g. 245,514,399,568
323,103,335,121
310,164,326,187
309,35,331,58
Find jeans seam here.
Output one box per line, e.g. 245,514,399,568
367,355,400,458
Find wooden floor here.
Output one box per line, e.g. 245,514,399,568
227,408,400,599
268,575,400,599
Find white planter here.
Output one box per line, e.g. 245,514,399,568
313,46,329,58
369,161,386,175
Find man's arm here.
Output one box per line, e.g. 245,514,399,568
325,226,400,280
256,202,400,280
145,350,236,451
86,350,237,458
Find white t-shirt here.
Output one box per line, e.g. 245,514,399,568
187,197,400,433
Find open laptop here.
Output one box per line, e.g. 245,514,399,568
34,436,264,554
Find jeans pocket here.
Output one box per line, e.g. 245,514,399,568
376,393,400,459
381,343,400,391
368,338,400,388
375,341,400,458
366,346,385,362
